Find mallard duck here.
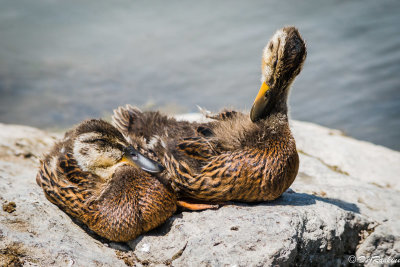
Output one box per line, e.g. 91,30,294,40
36,119,178,242
113,26,307,202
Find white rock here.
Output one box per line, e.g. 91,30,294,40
291,120,400,190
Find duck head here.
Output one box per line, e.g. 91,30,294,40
250,26,307,122
71,119,164,179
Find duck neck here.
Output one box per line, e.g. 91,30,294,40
266,88,290,119
255,89,291,141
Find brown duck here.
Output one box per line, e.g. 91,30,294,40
36,119,178,242
113,26,307,203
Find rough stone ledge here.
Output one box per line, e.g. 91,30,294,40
0,119,399,266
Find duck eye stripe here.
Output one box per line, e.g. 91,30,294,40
83,139,107,144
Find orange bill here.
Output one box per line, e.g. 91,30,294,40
250,82,270,122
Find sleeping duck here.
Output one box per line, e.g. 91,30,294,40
113,26,307,203
36,119,178,242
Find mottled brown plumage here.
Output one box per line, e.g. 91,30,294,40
36,119,177,242
113,26,307,203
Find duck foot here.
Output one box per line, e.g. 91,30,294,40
177,200,220,211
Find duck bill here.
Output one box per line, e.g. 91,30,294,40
250,82,270,122
121,146,165,174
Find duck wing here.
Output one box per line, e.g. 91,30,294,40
36,153,100,218
176,136,221,161
163,149,262,202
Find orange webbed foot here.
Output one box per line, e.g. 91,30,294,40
177,200,220,211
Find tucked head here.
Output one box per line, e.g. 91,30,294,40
71,119,163,178
250,26,307,122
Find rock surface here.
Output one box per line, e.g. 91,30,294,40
0,118,399,266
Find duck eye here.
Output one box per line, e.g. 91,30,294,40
273,59,278,68
84,138,107,144
94,139,107,144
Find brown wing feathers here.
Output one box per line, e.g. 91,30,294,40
177,137,219,161
36,154,96,218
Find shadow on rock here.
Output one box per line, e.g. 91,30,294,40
236,191,360,213
123,215,182,251
63,190,360,253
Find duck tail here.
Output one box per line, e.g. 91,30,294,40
112,104,143,137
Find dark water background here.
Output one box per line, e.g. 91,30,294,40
0,0,399,150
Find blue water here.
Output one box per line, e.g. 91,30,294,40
0,0,399,150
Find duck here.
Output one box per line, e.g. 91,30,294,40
36,119,179,242
112,26,307,203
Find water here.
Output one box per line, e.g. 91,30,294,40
0,0,399,150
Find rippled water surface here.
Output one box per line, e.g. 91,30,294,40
0,0,399,150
